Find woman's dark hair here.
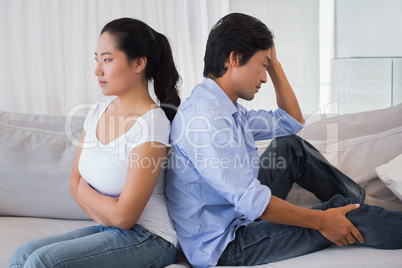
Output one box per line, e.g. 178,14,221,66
203,13,274,78
101,18,181,122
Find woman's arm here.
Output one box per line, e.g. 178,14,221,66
76,142,168,230
69,129,107,225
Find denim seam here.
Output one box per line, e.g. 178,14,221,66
52,242,154,268
305,158,360,201
270,154,295,193
241,225,297,265
242,225,295,252
51,230,154,268
9,259,25,268
142,256,163,268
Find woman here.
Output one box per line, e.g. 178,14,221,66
10,18,181,267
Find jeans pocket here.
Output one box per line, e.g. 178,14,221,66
127,224,153,244
154,235,177,254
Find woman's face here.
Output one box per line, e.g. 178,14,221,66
94,32,140,96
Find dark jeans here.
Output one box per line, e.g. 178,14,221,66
218,135,402,266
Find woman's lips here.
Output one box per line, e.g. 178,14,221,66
98,81,107,87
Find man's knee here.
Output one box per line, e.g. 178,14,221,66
268,134,303,151
320,194,358,210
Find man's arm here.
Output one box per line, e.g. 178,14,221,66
259,195,365,247
266,45,304,124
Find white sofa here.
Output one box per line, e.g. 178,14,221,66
1,104,402,268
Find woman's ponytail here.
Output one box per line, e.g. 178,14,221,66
153,32,181,122
101,18,181,122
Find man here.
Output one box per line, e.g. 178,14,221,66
165,13,402,267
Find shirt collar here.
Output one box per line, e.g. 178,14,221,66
202,78,239,116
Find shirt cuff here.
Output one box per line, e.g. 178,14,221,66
235,178,271,220
276,107,305,134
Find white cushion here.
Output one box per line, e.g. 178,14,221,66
376,154,402,201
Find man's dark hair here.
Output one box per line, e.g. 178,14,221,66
203,13,274,78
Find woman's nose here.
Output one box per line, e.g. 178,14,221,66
94,63,103,77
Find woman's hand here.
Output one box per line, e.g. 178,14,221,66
77,177,110,226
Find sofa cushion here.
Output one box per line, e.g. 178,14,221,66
376,154,402,201
0,217,95,268
3,216,402,268
309,126,402,202
0,112,89,219
300,103,402,141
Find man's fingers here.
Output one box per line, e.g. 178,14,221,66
351,227,365,244
345,233,356,244
335,241,344,247
343,203,360,214
342,203,365,244
341,203,365,243
340,238,349,246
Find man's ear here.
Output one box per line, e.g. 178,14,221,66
228,51,242,68
132,57,147,74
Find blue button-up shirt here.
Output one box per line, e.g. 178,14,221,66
165,78,304,267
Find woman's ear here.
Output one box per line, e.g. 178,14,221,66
132,57,147,74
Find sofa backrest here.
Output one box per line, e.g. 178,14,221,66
0,111,89,219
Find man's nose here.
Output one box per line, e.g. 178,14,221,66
261,70,268,84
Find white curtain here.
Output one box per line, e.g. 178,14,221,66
0,0,324,116
0,0,228,115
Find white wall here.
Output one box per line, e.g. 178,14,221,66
332,0,402,114
335,0,402,58
230,0,321,115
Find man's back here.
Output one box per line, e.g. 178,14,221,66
165,78,302,267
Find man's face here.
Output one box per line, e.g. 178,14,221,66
232,49,271,101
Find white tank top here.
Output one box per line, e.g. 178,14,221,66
78,96,177,247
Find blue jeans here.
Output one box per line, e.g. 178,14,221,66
9,224,177,268
218,135,402,266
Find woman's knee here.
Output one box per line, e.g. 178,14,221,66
9,241,41,268
24,250,47,268
24,244,61,268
